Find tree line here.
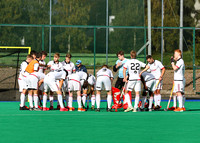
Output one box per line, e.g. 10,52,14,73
0,0,199,59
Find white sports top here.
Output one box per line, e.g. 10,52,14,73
62,61,75,75
174,58,185,81
141,72,155,82
123,59,146,80
96,68,113,78
47,61,63,71
148,60,164,79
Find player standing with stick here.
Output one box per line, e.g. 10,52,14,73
171,49,185,112
123,51,149,112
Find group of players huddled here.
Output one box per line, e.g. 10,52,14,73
18,49,185,112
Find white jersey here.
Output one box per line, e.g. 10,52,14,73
29,72,45,80
38,60,46,73
174,58,185,81
148,60,164,79
62,61,75,75
76,71,88,81
68,73,81,81
19,61,29,79
47,61,63,71
88,74,96,86
123,59,146,80
141,72,155,82
46,71,66,81
96,67,113,78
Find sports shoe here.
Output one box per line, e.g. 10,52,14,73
49,106,54,110
78,108,86,112
95,108,100,112
57,105,60,110
107,108,113,112
137,108,144,112
60,108,68,111
43,107,49,111
174,107,184,112
132,108,137,112
182,107,186,111
34,108,42,111
168,106,176,111
25,106,29,109
148,108,153,112
124,107,134,112
19,106,29,110
29,108,34,111
91,105,95,110
38,105,43,110
154,105,161,111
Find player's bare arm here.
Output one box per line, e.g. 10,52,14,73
139,65,150,77
123,68,128,82
159,67,166,81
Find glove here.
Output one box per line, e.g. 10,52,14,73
171,56,174,63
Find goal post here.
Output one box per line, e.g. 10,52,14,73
0,46,31,90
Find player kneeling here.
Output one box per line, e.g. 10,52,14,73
141,71,156,111
96,65,113,112
43,70,68,111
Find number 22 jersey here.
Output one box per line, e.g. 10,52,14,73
123,59,146,80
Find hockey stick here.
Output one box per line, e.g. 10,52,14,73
61,87,66,107
164,83,174,111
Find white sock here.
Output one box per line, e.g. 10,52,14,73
173,95,177,107
134,95,140,109
96,94,101,108
50,96,53,106
43,94,47,108
24,94,27,106
20,93,25,107
34,94,39,108
91,95,95,106
149,97,153,109
28,94,33,108
157,94,161,106
154,95,157,106
58,94,64,108
107,94,112,109
182,95,185,108
178,96,183,108
68,96,73,108
141,97,146,109
82,94,87,107
125,93,132,108
77,95,82,108
65,94,69,106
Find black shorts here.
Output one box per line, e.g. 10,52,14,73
115,77,125,90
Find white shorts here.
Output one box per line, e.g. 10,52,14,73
18,78,26,92
126,80,141,92
44,76,59,92
68,79,81,91
155,79,162,90
26,74,39,90
173,79,185,93
146,79,156,92
96,76,111,91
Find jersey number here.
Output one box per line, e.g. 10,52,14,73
131,63,140,73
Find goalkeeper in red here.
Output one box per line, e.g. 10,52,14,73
171,49,185,112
